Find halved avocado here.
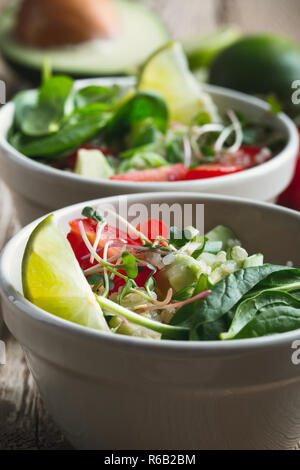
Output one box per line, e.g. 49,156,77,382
0,0,169,81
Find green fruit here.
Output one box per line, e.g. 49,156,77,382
74,148,114,179
0,0,169,81
138,41,220,124
22,215,109,331
209,34,300,116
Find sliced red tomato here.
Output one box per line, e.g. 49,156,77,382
185,164,243,180
67,231,96,270
136,219,169,243
110,266,155,294
68,218,142,269
110,164,188,182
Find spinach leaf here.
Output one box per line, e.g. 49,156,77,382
13,89,38,131
75,85,120,108
17,76,74,137
196,312,234,341
221,290,300,340
245,269,300,299
15,104,111,158
236,303,300,339
106,91,168,140
166,137,184,164
190,265,291,340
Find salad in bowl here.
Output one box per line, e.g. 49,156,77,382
22,201,300,341
1,193,300,450
8,42,287,183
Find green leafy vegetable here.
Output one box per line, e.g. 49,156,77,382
75,85,120,108
82,206,106,223
106,91,169,141
190,265,291,340
221,290,300,340
267,94,283,115
16,76,74,137
13,104,111,157
120,252,139,279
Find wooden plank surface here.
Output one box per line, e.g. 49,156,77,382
0,183,70,450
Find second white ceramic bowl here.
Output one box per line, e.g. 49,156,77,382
1,193,300,450
0,78,298,226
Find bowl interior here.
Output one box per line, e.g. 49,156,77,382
3,193,300,298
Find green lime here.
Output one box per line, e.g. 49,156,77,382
22,215,109,331
138,41,219,124
209,34,300,116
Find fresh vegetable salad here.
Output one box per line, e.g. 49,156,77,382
22,206,300,341
10,42,285,183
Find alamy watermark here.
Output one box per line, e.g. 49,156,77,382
0,340,6,365
291,340,300,366
0,80,6,105
95,198,205,241
291,80,300,105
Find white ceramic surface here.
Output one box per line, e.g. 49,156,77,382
0,193,300,450
0,78,298,226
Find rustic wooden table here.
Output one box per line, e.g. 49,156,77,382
1,0,300,451
0,184,71,450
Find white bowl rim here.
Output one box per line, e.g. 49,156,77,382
0,79,298,191
1,192,300,355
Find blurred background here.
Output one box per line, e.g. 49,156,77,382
1,0,300,93
143,0,300,41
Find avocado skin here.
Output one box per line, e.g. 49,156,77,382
3,54,128,87
209,34,300,116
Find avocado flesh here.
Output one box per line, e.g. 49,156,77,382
0,0,169,79
157,254,201,296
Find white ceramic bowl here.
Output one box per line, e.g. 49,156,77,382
1,192,300,450
0,78,298,226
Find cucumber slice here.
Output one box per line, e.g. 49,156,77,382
206,225,238,250
204,240,223,254
74,148,114,179
243,254,264,268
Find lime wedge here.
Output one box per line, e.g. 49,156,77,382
22,215,109,332
138,41,219,125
